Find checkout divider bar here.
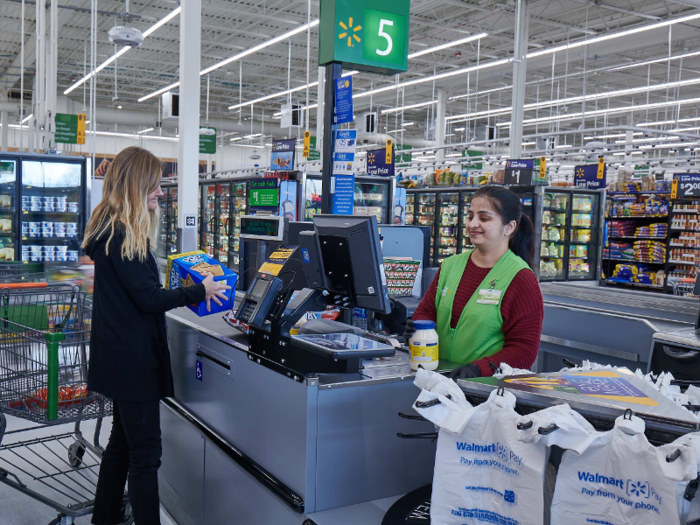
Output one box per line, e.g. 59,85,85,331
161,398,305,514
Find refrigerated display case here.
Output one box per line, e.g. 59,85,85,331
540,188,603,282
156,183,179,260
17,155,87,264
200,182,233,265
301,173,396,223
406,192,415,226
437,192,460,264
229,181,247,273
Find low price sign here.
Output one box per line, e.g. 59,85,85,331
672,174,700,199
574,158,606,189
503,159,534,185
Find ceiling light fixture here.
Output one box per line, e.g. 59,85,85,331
65,7,181,95
381,100,438,115
403,122,415,127
20,114,32,124
526,11,700,59
140,19,320,103
408,33,488,59
137,127,154,134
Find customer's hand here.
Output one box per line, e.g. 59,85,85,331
398,319,417,344
202,273,231,312
447,363,481,380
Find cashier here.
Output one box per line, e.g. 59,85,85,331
82,147,230,525
412,185,544,379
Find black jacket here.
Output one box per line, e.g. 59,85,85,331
86,226,206,401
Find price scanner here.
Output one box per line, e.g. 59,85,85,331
239,214,397,378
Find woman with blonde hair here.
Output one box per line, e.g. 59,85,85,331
84,146,229,524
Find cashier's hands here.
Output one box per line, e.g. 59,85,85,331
447,364,482,380
202,273,231,312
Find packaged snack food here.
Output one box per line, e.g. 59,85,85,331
165,251,238,316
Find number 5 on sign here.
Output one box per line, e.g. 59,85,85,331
377,19,393,56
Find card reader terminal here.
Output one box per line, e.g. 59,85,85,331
236,274,284,327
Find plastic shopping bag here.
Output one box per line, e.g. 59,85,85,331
670,432,700,524
428,388,549,525
551,413,697,525
413,368,475,434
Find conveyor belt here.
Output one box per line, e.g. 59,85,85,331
540,282,698,326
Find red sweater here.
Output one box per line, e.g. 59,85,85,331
413,258,543,377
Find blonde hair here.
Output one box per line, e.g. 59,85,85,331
82,146,162,261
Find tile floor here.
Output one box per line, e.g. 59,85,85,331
0,414,177,525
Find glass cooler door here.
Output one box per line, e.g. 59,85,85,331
229,181,247,271
21,160,82,264
166,186,179,255
405,192,415,225
460,191,475,253
540,191,569,281
0,160,17,262
569,192,598,280
216,183,231,265
157,190,168,260
354,179,389,223
202,184,216,257
415,192,437,265
437,192,459,264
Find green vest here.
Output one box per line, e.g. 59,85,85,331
435,249,531,364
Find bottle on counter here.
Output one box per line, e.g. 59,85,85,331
409,320,439,371
353,308,368,331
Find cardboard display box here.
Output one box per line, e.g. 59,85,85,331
165,251,238,316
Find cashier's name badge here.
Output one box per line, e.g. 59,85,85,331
476,289,502,305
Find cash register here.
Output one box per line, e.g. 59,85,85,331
237,214,396,380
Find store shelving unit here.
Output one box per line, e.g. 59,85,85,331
603,190,670,291
665,197,700,292
229,181,247,274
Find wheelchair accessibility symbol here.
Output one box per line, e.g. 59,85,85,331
196,360,203,382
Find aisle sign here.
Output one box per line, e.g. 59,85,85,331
335,77,354,124
597,157,605,179
671,174,700,199
55,113,79,144
385,139,393,164
319,0,411,75
332,174,355,215
77,113,86,145
503,159,534,185
249,178,279,211
308,136,321,161
303,131,312,158
199,127,217,155
575,163,607,189
367,147,394,176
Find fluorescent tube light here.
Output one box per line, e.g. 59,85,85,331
244,133,262,139
403,122,415,127
21,114,32,124
526,11,700,59
555,144,573,148
233,143,264,149
137,127,154,134
65,7,181,95
381,100,437,115
611,50,700,71
408,33,488,59
140,20,320,103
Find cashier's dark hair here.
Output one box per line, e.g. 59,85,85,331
473,186,535,268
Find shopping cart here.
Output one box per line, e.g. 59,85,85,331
0,284,131,525
672,277,697,297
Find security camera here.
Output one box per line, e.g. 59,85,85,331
496,155,502,160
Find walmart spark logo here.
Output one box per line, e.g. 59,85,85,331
339,17,362,47
627,481,649,498
368,152,376,164
576,167,585,178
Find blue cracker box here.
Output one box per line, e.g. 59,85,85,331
165,251,238,316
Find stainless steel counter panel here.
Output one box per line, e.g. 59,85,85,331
538,282,699,373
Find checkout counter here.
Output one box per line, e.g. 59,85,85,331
159,215,441,525
159,216,700,524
